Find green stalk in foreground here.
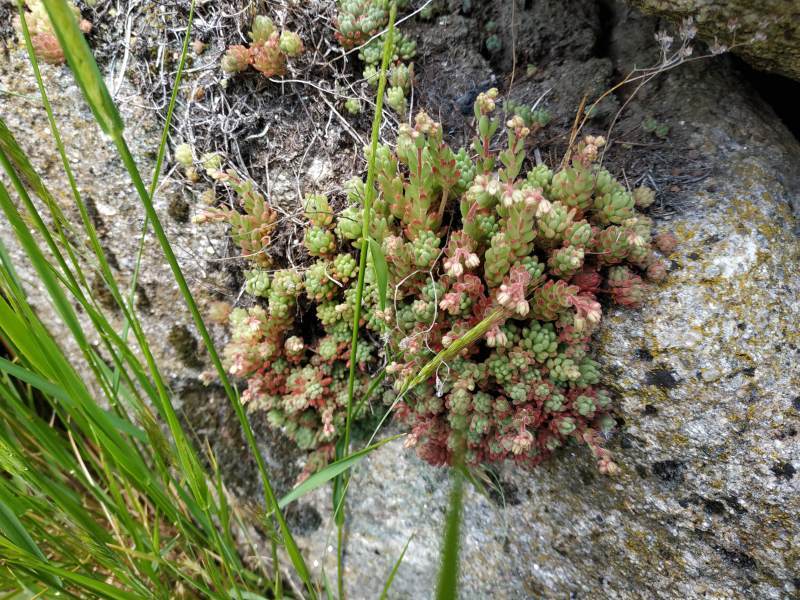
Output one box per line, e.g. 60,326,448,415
340,2,398,469
335,2,398,598
114,0,196,396
39,0,314,594
436,463,464,600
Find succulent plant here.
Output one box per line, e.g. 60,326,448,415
193,170,277,267
506,99,552,129
485,34,502,54
250,15,277,43
386,86,407,118
13,0,91,65
633,185,656,208
201,152,223,172
279,31,304,57
344,98,363,115
377,104,657,474
334,1,417,117
221,14,302,79
174,143,194,168
335,0,388,48
250,35,286,77
642,115,670,139
206,91,660,478
215,227,382,478
654,231,678,254
221,45,252,73
245,269,271,298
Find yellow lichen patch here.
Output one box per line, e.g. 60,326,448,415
673,221,697,241
671,433,689,446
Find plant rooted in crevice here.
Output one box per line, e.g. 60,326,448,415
205,90,669,477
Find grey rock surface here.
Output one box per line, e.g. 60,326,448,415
0,50,234,382
626,0,800,81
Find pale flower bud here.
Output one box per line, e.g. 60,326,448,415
464,253,480,268
285,336,304,354
535,198,552,217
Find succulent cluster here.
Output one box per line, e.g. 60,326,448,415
221,15,303,77
335,0,416,117
208,90,667,476
193,169,278,267
642,115,670,139
505,99,551,130
363,92,665,473
484,20,501,55
205,189,383,478
13,0,91,65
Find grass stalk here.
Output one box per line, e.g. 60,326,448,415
35,0,314,592
435,458,465,600
335,2,398,598
113,0,196,395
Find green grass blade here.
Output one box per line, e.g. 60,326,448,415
0,538,139,600
115,0,196,393
379,534,413,600
341,0,397,462
40,0,122,136
11,12,213,507
278,435,401,510
112,136,315,594
0,358,145,442
0,356,68,402
0,499,60,589
369,237,389,311
16,2,172,427
336,3,398,595
0,280,194,535
399,308,504,395
0,357,147,442
227,591,271,600
34,0,314,588
322,570,334,600
435,467,464,600
2,116,213,517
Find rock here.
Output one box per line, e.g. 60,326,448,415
626,0,800,81
294,11,800,600
0,50,241,389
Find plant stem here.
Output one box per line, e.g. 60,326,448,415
113,135,315,595
435,452,465,600
336,3,398,598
